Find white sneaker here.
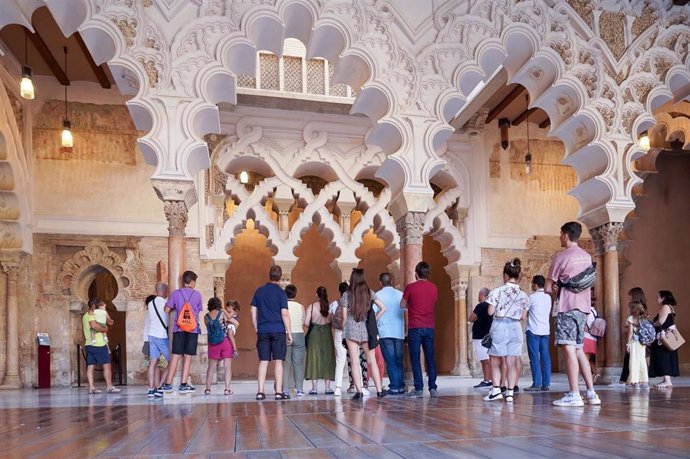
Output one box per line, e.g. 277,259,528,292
585,392,601,405
334,387,342,397
483,389,503,402
553,393,584,407
362,388,371,397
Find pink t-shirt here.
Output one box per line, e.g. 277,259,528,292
548,244,592,314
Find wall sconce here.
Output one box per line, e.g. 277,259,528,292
499,118,510,150
638,131,650,151
239,171,249,184
20,30,35,99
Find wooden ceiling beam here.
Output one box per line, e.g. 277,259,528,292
486,85,523,123
539,118,551,129
511,107,538,126
75,32,111,89
27,29,69,85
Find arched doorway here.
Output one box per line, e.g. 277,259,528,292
86,267,126,379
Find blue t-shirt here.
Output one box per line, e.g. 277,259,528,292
374,286,404,339
251,282,288,334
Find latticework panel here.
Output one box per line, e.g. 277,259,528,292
259,54,280,91
283,56,303,93
328,64,348,97
307,59,326,95
236,73,256,88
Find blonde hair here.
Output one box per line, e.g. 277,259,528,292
629,301,647,320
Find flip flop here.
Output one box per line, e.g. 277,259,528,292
204,389,211,396
275,392,290,400
256,392,266,400
89,388,102,394
224,389,233,396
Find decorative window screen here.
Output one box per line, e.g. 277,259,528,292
237,73,256,88
283,56,303,93
328,64,348,97
259,54,280,91
307,59,326,95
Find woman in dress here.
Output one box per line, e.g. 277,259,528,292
204,297,237,396
342,268,387,400
613,287,648,387
483,258,529,403
304,286,336,395
649,290,680,389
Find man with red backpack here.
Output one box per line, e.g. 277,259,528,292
161,270,203,394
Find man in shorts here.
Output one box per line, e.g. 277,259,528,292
82,299,121,394
161,271,202,394
146,282,170,397
251,265,293,400
469,288,493,388
546,221,601,407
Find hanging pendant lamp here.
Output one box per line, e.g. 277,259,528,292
524,95,532,176
20,29,35,99
61,46,73,148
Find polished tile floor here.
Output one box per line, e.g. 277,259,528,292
2,375,690,458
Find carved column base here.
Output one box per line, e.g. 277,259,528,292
599,366,623,385
0,375,22,389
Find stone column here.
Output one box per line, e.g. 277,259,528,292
277,261,297,288
153,179,196,291
164,201,188,290
591,228,606,364
396,212,425,287
451,278,470,376
593,222,624,375
0,257,22,388
338,261,359,284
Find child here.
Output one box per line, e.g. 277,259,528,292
224,300,240,358
92,301,110,345
626,301,650,389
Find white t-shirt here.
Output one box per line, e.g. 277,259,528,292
146,296,169,339
526,289,552,335
287,300,305,334
486,282,529,320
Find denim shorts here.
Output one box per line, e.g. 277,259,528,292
555,309,586,348
148,336,170,362
488,318,523,357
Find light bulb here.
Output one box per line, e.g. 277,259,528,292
239,171,249,184
525,152,532,176
20,66,34,99
61,120,73,148
639,133,650,151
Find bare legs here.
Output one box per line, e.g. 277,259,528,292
346,339,382,393
562,345,594,392
480,359,491,382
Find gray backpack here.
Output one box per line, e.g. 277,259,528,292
637,319,656,346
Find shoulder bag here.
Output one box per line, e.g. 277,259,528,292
366,304,380,349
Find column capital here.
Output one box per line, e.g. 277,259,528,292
451,280,469,300
213,276,226,300
337,262,359,284
163,200,189,238
152,178,198,210
396,212,426,245
1,252,25,281
274,261,297,288
591,222,624,253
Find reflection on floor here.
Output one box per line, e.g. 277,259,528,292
1,376,689,458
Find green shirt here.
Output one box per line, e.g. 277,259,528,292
82,312,106,347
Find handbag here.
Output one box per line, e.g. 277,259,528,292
480,333,492,349
660,327,685,351
304,322,314,348
366,305,379,349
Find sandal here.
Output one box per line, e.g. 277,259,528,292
256,392,266,400
308,389,318,395
89,388,102,394
224,389,233,396
106,387,121,394
204,389,211,396
655,383,673,389
275,392,290,400
325,389,334,395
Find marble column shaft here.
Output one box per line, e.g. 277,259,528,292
1,261,21,387
396,212,425,287
164,201,188,290
452,280,470,376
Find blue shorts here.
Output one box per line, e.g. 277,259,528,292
85,345,110,366
488,318,523,357
148,336,170,362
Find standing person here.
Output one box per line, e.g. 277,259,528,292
375,272,405,395
146,283,170,398
470,288,493,388
625,301,650,389
649,290,680,388
204,297,236,396
611,287,647,387
329,282,348,396
304,286,336,394
583,303,600,383
342,268,387,400
525,275,552,392
161,270,203,394
250,265,293,400
82,299,121,394
482,259,529,403
546,222,600,407
402,261,439,398
284,284,306,397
